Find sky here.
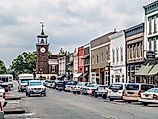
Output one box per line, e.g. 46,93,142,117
0,0,155,68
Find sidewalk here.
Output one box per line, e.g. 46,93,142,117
4,83,26,115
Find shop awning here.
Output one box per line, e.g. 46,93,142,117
135,63,154,76
148,64,158,75
74,73,82,78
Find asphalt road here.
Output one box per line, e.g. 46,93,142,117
5,81,158,119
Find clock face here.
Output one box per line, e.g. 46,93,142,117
40,47,46,53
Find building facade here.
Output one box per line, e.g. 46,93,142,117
91,32,113,85
66,53,73,80
83,43,90,82
109,31,126,84
135,1,158,86
48,55,59,80
73,48,80,81
58,55,66,77
144,1,158,57
78,46,84,82
125,23,145,83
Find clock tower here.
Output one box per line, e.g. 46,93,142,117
36,22,49,74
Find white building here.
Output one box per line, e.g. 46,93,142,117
144,1,158,58
73,48,78,81
109,31,127,84
58,56,66,76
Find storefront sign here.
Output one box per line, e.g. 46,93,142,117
146,51,155,60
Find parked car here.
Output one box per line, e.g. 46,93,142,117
81,83,98,95
44,80,55,88
56,80,69,91
0,86,7,119
71,82,89,94
123,83,154,103
138,88,158,106
0,82,10,92
93,85,108,99
26,80,46,97
0,87,5,99
107,83,127,101
65,81,78,92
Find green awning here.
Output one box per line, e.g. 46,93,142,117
148,64,158,75
135,63,154,76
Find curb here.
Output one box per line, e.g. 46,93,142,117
5,96,21,100
4,107,25,114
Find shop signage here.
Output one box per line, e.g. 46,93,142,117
146,51,155,60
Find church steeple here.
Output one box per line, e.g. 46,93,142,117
37,21,48,44
40,21,45,35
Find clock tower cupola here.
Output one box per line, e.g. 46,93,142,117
36,22,49,75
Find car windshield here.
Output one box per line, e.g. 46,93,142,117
21,79,32,83
30,82,42,86
146,88,158,93
141,84,154,91
109,84,123,90
125,84,139,90
77,82,85,86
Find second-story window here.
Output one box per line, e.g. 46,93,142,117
101,53,103,62
120,47,123,62
112,49,115,63
140,42,143,57
149,18,152,35
130,45,132,59
116,48,119,63
154,38,157,52
149,39,152,51
96,55,99,64
154,16,157,33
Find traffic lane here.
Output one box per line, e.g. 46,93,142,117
22,89,158,119
48,89,158,119
22,93,109,119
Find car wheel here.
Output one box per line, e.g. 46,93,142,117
142,102,148,106
77,91,81,94
43,93,46,96
102,95,107,99
128,101,131,103
95,95,98,98
109,98,113,101
73,92,76,94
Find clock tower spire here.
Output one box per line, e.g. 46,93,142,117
36,22,49,76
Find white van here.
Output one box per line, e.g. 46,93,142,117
107,83,127,101
18,74,33,92
0,74,13,91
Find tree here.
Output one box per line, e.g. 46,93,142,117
0,60,7,74
9,52,36,76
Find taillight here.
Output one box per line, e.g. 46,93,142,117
153,94,158,100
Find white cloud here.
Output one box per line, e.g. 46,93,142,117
0,0,155,67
